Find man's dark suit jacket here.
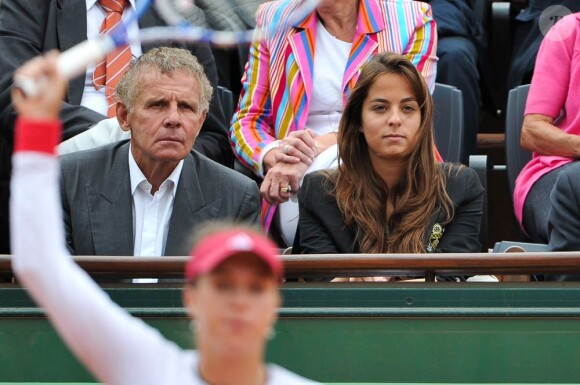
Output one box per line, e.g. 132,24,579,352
60,141,260,256
295,164,484,254
0,0,233,253
548,165,580,252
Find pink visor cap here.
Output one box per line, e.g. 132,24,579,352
185,229,284,282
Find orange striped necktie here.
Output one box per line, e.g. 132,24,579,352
92,0,133,118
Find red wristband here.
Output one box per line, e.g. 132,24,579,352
14,117,62,155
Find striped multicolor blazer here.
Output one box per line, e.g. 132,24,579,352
230,0,438,230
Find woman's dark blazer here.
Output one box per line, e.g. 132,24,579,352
295,163,484,254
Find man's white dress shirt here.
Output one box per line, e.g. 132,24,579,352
129,146,183,282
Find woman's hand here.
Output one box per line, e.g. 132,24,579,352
260,130,339,204
260,161,309,205
264,130,318,172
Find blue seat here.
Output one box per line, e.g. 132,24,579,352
216,85,234,125
505,84,532,197
432,83,464,164
219,86,259,179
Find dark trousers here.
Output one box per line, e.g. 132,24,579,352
522,162,577,243
523,161,580,281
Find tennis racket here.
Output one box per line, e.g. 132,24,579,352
15,0,320,96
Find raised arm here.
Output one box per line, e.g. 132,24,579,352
10,53,185,385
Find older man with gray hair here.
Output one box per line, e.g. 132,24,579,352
61,47,260,257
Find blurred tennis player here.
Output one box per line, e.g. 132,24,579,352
10,53,317,385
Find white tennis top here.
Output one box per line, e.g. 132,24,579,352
10,150,317,385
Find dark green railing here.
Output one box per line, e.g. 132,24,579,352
2,253,580,383
2,282,580,383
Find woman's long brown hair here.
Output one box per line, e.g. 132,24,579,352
328,52,454,253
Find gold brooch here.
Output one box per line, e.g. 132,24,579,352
426,223,445,252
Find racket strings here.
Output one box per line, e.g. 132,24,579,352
152,0,321,45
13,0,321,96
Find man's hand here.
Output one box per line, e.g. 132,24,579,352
12,51,66,120
260,161,309,205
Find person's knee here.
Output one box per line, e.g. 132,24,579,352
550,163,580,202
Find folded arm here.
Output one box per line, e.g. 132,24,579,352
521,114,580,158
519,13,576,158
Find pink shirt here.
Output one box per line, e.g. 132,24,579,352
513,13,580,226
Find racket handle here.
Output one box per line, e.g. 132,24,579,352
58,37,116,79
14,36,117,97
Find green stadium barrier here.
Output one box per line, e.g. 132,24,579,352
2,283,580,383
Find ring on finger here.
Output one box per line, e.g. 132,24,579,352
280,185,292,193
283,144,291,155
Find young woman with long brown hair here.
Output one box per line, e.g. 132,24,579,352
295,52,483,257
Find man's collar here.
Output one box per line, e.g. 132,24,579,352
128,144,184,197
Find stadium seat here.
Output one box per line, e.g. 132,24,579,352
469,154,488,251
490,2,512,113
492,239,548,281
216,85,234,124
493,240,548,253
433,83,464,164
505,84,531,198
471,0,489,28
217,86,257,178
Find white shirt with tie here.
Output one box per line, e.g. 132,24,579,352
82,0,142,116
